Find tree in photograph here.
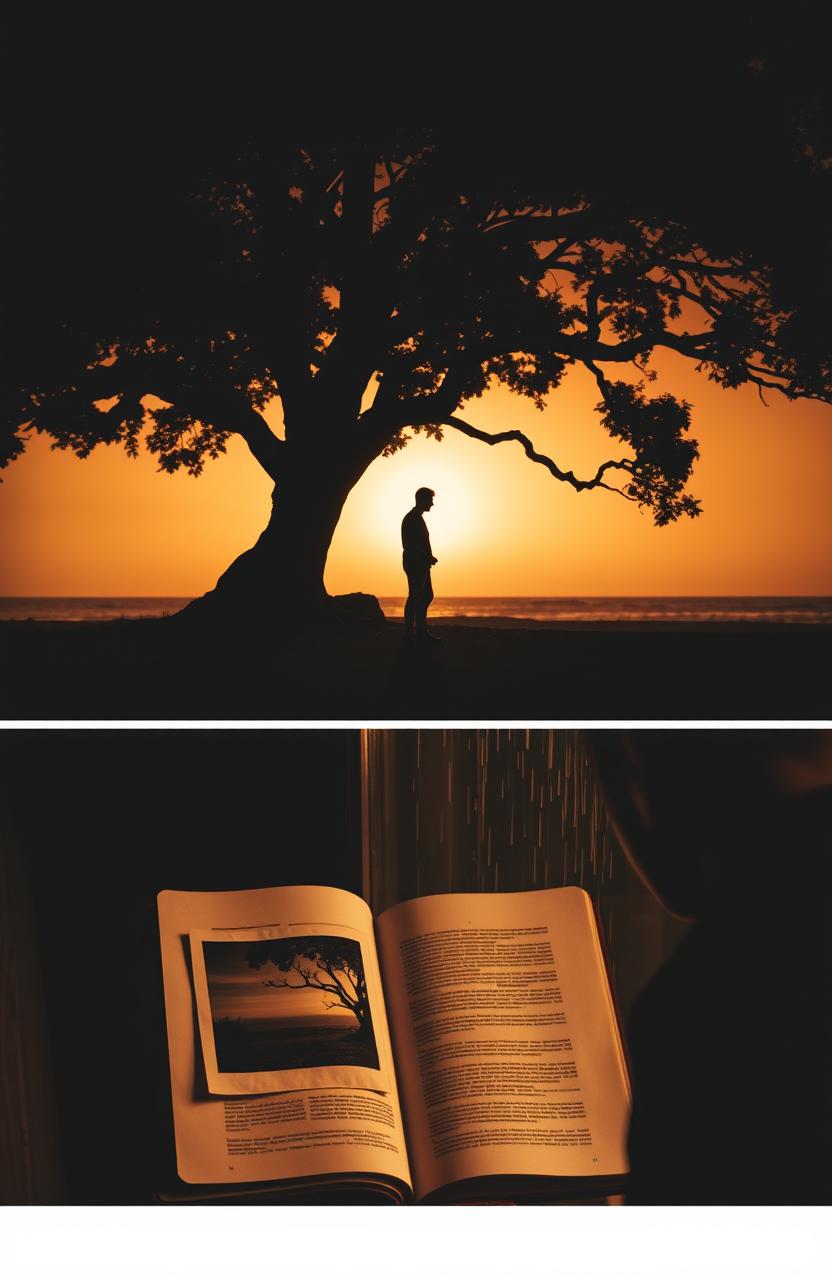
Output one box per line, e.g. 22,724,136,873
246,938,371,1033
5,19,830,620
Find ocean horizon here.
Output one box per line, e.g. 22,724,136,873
2,595,831,625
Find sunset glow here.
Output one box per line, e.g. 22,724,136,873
2,356,830,600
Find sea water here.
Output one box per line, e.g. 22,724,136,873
1,596,830,624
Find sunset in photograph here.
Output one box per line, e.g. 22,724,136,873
201,936,379,1076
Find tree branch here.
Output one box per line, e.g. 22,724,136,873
222,402,285,479
318,961,355,1008
314,151,380,415
79,357,286,479
444,413,636,498
482,207,601,247
265,966,344,1000
323,960,360,1003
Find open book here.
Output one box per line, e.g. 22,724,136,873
157,884,630,1203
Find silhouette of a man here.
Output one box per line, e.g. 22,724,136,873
401,487,439,641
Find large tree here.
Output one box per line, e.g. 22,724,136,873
5,16,830,619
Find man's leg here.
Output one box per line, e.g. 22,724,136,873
414,570,438,639
404,568,420,636
422,571,434,630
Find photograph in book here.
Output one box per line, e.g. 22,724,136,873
202,936,380,1075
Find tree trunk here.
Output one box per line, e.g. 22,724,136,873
180,444,380,625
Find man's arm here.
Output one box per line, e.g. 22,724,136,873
402,511,418,555
423,517,437,565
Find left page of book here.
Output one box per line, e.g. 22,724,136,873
158,884,411,1191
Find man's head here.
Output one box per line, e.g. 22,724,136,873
414,487,435,513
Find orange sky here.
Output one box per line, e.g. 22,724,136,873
2,355,830,598
206,959,352,1024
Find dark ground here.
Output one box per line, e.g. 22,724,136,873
213,1018,378,1073
1,614,829,719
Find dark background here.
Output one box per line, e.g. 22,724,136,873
0,729,362,1203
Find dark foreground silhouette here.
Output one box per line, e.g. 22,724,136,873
212,1016,377,1073
1,608,829,719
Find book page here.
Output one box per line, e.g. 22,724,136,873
376,886,629,1200
158,885,411,1191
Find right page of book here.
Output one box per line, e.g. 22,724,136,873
375,886,630,1200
